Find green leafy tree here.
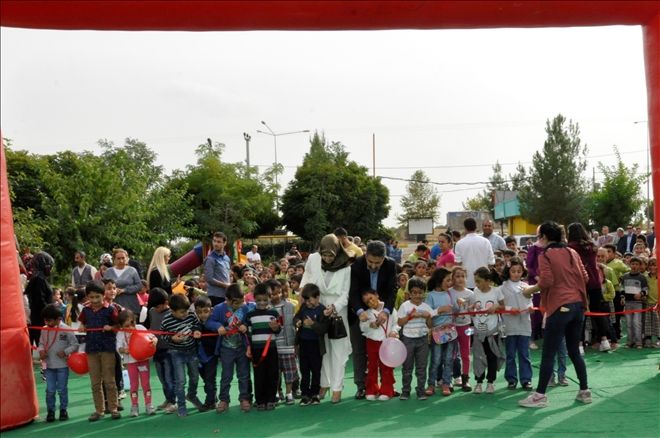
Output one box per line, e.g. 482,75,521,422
589,147,645,229
281,132,390,244
518,114,589,225
397,170,440,226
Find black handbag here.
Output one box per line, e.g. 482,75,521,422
327,312,348,339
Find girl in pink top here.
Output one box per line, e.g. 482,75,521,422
435,233,456,269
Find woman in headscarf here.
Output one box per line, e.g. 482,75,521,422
300,234,353,403
103,248,142,314
25,251,55,346
147,246,181,296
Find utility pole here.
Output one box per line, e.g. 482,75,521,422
243,132,251,168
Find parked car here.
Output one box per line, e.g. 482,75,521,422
511,234,537,248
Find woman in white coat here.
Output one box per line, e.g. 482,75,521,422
301,234,353,403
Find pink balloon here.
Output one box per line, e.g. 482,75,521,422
379,337,407,368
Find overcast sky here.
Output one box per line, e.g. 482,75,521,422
0,25,651,229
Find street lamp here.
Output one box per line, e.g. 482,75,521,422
634,120,650,230
243,132,251,168
257,121,309,210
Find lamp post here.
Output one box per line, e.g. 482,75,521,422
243,132,251,168
257,121,309,210
634,120,650,230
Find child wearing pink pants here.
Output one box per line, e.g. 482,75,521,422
450,267,474,392
117,309,157,416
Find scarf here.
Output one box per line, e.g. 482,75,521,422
31,251,54,279
319,234,352,272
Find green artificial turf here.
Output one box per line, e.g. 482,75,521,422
5,346,659,437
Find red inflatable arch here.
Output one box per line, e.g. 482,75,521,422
1,0,659,430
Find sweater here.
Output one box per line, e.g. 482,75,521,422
38,322,79,368
568,242,601,290
205,302,254,352
245,308,281,350
500,280,532,336
104,266,142,314
293,304,328,356
271,300,296,354
161,311,201,352
537,246,589,317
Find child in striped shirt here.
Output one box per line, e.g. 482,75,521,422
160,294,202,417
245,282,281,410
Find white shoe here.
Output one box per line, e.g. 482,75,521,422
453,376,462,386
377,395,390,401
130,406,139,417
119,390,127,400
519,392,548,408
575,389,592,404
474,383,483,394
164,404,177,414
365,394,377,401
486,383,495,394
599,340,611,352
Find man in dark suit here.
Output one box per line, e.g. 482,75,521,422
348,240,397,399
616,224,637,254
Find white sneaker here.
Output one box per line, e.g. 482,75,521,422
130,406,139,417
518,392,548,408
599,339,611,352
473,383,483,394
164,404,177,414
377,395,390,401
119,390,127,400
453,376,463,386
575,389,592,404
146,404,156,416
486,383,495,394
365,394,377,401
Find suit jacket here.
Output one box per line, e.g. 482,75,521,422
616,233,637,254
348,256,397,324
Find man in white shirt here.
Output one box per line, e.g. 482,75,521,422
482,219,507,252
455,218,495,288
246,245,261,264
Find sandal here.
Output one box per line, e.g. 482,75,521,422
88,412,103,422
331,391,342,404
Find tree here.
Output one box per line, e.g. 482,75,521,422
281,132,390,244
397,170,440,226
172,141,278,241
518,114,589,225
588,147,645,229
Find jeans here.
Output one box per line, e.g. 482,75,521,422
168,350,200,410
401,335,429,396
554,337,567,378
537,302,588,394
45,367,69,411
625,301,643,345
219,345,252,403
200,356,218,406
428,339,456,386
504,335,532,385
154,351,175,404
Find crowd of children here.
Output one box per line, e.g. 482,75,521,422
31,234,658,423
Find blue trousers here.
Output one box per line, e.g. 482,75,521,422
504,335,532,385
428,340,456,386
154,351,175,404
200,356,218,406
219,345,252,403
168,350,200,409
45,367,69,411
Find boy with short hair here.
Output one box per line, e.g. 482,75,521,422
194,295,217,411
293,284,328,406
147,287,175,410
205,284,253,413
161,294,202,417
39,303,79,422
78,280,121,421
269,279,298,405
621,256,649,348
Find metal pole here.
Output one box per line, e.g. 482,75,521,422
274,135,279,211
243,132,251,168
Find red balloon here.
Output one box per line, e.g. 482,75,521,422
68,352,89,375
128,331,156,361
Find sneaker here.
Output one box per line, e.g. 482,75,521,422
111,411,121,420
257,404,266,411
311,396,321,405
294,390,302,399
548,375,557,387
461,382,472,392
285,394,295,405
240,399,251,412
157,401,170,410
59,409,69,421
377,395,390,401
507,382,517,390
558,376,569,386
399,392,410,400
518,392,548,408
177,407,188,417
529,342,539,350
354,389,366,400
365,394,377,401
46,410,55,422
579,345,585,356
654,341,660,349
130,406,139,417
425,385,435,396
486,383,495,394
473,383,483,394
146,404,156,416
299,397,311,406
636,344,643,350
417,393,428,400
441,384,451,396
216,400,229,413
575,389,592,404
164,404,178,415
522,382,533,391
88,412,103,422
599,339,611,352
119,390,127,400
186,395,204,410
266,402,276,410
453,376,463,386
